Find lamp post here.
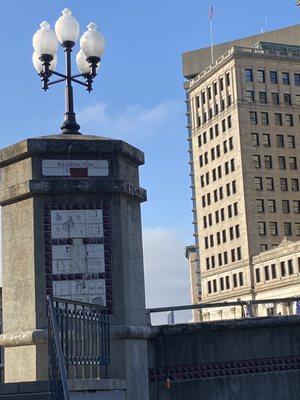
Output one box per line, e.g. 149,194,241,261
32,9,105,135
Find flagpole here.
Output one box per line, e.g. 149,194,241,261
210,17,214,65
209,5,214,65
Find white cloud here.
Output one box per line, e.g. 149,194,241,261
78,100,183,142
143,227,191,325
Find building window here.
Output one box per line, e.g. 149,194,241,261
201,91,206,104
207,281,212,294
257,69,265,83
280,261,286,277
254,177,263,191
271,264,277,279
260,244,268,252
284,93,291,106
226,72,231,86
227,116,232,129
245,68,253,82
246,90,254,103
239,272,244,286
286,114,293,126
237,247,242,260
231,248,236,262
270,222,278,236
264,265,270,281
256,199,264,213
213,82,218,96
250,111,257,124
264,155,272,169
218,253,223,266
255,268,261,283
229,137,233,150
232,180,237,193
220,208,225,221
288,259,294,275
262,134,271,147
258,221,266,235
220,77,224,91
293,200,300,214
225,276,230,289
280,178,288,191
203,131,207,143
289,157,297,170
282,200,290,213
215,124,219,136
294,73,300,86
259,91,267,103
266,177,274,191
213,280,217,292
230,159,235,172
282,72,290,85
268,199,276,213
295,223,300,236
235,225,240,238
275,113,283,126
204,237,209,249
253,155,261,168
251,133,260,147
233,274,238,288
291,178,299,191
224,251,228,265
210,127,214,140
278,156,286,169
261,112,269,125
271,92,279,105
222,119,226,132
276,135,284,148
270,71,278,84
206,257,210,270
284,222,292,236
215,104,219,115
220,277,224,291
287,135,295,148
208,87,212,100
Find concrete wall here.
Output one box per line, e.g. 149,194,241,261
148,317,300,400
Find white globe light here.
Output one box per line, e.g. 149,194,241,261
55,8,80,44
33,21,58,57
80,22,105,58
76,50,90,74
32,52,57,73
76,50,101,74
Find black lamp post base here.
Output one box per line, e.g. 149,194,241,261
60,113,81,135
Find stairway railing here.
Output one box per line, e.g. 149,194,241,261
47,295,71,400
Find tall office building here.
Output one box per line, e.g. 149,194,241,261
183,25,300,320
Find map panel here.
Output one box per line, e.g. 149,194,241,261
49,208,106,305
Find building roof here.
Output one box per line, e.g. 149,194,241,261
182,24,300,79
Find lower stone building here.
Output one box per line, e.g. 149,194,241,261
186,238,300,321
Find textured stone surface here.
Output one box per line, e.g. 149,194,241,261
0,134,149,399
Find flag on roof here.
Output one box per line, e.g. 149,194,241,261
209,5,214,20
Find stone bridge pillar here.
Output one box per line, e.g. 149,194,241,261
0,134,149,400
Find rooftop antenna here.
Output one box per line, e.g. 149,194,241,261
264,17,268,33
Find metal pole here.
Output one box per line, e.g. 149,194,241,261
61,41,81,135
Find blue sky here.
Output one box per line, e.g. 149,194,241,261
0,1,299,319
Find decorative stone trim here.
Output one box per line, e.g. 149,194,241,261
149,356,300,382
0,329,48,347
